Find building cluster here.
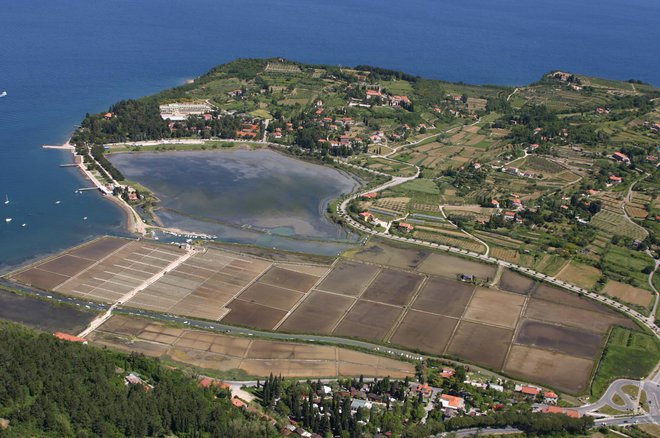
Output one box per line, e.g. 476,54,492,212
159,102,213,121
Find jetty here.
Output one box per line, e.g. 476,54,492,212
43,143,74,150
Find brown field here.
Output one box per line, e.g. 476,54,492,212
316,261,380,296
350,242,428,270
221,299,287,330
524,298,635,333
12,268,71,290
258,266,321,292
515,320,603,358
278,291,355,334
390,311,457,355
236,283,304,311
446,321,514,370
555,261,602,290
625,205,648,219
361,269,423,306
463,288,525,329
504,345,595,393
91,315,414,378
333,301,402,341
411,277,474,317
602,280,653,307
533,285,616,314
417,253,497,280
499,270,536,295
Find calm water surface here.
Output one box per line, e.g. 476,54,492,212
1,0,658,268
109,149,360,254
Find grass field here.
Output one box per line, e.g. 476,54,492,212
591,327,660,397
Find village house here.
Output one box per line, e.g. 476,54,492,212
543,391,558,404
515,384,541,397
359,212,375,222
612,151,631,164
490,199,500,208
609,175,623,184
439,394,465,411
415,383,433,399
366,89,382,99
227,89,243,98
541,405,580,418
398,222,414,233
391,95,411,107
440,367,455,379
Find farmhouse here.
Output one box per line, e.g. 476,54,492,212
391,95,412,107
609,175,623,184
366,89,382,99
612,151,630,164
515,384,541,397
359,212,375,222
398,222,414,233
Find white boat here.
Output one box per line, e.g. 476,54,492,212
55,200,61,204
4,195,8,205
21,223,26,227
5,218,11,223
83,216,87,220
0,91,6,98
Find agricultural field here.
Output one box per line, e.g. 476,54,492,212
90,315,414,378
591,210,648,241
555,261,602,290
601,280,654,307
6,236,647,393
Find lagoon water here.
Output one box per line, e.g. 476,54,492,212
1,0,659,268
109,149,360,252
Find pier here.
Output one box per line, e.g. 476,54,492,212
43,144,74,150
59,164,78,167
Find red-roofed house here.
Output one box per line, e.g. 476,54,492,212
391,95,411,107
609,175,623,184
366,89,382,99
398,222,414,233
415,383,433,399
104,112,113,119
440,368,455,379
54,332,88,344
199,377,231,390
362,192,378,199
231,397,247,409
491,199,500,208
518,385,540,396
359,212,375,222
543,391,558,404
612,152,630,164
439,394,465,410
542,405,580,418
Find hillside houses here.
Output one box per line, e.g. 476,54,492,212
159,102,212,121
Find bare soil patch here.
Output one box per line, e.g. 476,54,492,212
532,285,616,314
237,282,304,311
68,237,129,260
316,261,380,296
463,288,525,329
417,253,497,280
556,262,602,290
504,345,595,393
221,299,287,330
446,321,513,370
258,266,320,292
515,320,603,358
524,298,635,333
361,269,423,306
278,290,355,334
602,280,653,307
350,243,429,270
411,276,474,317
247,340,336,360
13,268,70,290
499,270,536,295
390,310,457,355
333,300,402,341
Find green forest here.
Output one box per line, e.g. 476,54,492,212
0,322,278,437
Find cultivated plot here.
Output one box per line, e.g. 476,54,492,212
416,253,497,280
90,315,414,378
498,269,536,295
361,269,424,306
278,290,355,334
504,345,595,393
515,320,603,359
390,310,457,355
411,277,474,317
446,321,514,370
333,300,403,341
316,260,380,296
462,288,525,329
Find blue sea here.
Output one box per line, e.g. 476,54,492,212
1,0,658,270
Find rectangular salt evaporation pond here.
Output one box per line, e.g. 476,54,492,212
109,149,361,252
0,289,96,334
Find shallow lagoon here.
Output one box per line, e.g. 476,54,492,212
109,149,361,255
